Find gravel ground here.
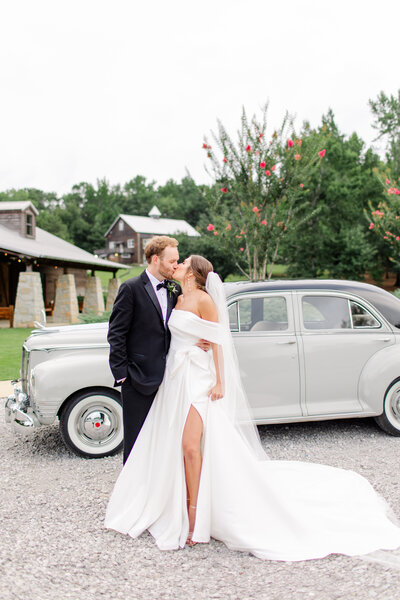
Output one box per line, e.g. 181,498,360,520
1,398,400,600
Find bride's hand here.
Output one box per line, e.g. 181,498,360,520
209,382,223,402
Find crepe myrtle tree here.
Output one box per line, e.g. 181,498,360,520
368,175,400,267
203,105,326,280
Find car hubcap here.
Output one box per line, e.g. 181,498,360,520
77,404,119,447
390,389,400,423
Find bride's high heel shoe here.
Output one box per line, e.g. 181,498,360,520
187,505,198,547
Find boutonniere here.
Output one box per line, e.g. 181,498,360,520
166,281,179,297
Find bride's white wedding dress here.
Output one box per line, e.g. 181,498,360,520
105,308,400,561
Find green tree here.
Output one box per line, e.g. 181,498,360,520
369,90,400,179
157,176,209,227
367,176,400,274
282,111,382,280
203,105,324,280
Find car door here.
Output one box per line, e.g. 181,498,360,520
228,292,301,420
296,291,396,415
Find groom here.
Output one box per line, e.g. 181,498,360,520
108,236,209,464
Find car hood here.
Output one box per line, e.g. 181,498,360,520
23,322,109,351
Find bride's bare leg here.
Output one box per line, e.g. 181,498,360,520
182,405,203,542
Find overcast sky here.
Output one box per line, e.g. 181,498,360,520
0,0,398,195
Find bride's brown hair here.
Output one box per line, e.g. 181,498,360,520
187,255,213,291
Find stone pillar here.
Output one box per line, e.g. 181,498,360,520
13,272,45,328
106,278,121,311
53,274,80,324
83,276,105,315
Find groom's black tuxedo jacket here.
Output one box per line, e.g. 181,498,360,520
107,271,181,395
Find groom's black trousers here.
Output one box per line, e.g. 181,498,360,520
121,379,156,464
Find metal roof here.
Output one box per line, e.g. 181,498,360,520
105,214,200,237
0,201,39,215
0,224,128,270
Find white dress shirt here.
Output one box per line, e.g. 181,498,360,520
146,269,168,324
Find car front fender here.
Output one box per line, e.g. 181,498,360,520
32,349,115,424
358,342,400,414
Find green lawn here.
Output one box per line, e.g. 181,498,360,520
0,328,33,380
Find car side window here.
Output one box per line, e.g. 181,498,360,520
350,301,381,328
302,296,351,330
234,296,288,332
228,303,239,332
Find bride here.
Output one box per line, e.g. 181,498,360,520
105,255,400,561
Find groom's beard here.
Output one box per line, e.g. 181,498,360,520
159,265,176,281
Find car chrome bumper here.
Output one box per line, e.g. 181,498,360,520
5,381,39,433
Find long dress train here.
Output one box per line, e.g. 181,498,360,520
104,309,400,561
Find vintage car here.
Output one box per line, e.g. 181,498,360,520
5,279,400,458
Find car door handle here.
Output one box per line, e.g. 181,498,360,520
378,337,391,342
277,339,296,345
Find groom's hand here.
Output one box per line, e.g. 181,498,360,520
196,339,211,352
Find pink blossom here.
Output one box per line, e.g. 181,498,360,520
261,219,267,225
220,187,228,193
240,247,244,251
369,223,374,230
236,235,242,239
288,139,294,148
226,224,232,231
396,237,400,241
395,188,400,195
260,161,266,169
318,149,326,158
386,178,391,184
295,154,301,161
384,236,388,239
271,165,276,171
202,143,208,149
246,145,251,152
223,157,227,163
240,229,245,234
300,183,304,188
265,170,271,176
296,139,302,146
252,206,259,213
207,224,215,231
258,133,263,139
214,231,219,236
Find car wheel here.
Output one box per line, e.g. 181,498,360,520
374,378,400,437
59,388,123,458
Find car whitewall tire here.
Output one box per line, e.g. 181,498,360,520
59,388,123,458
374,378,400,437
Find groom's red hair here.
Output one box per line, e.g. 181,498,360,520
144,236,178,263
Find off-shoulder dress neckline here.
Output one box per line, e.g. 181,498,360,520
172,308,219,326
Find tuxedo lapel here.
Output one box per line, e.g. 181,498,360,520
166,292,174,324
141,271,164,326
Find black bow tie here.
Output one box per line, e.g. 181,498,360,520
156,280,168,290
